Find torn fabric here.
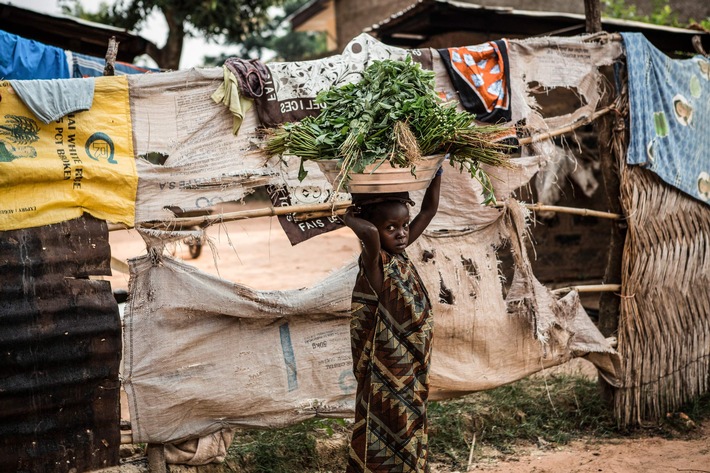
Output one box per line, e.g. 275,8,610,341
123,199,618,445
127,68,282,227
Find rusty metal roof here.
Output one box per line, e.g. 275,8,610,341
367,0,709,55
0,2,155,62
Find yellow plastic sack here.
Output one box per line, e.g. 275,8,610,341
0,76,136,230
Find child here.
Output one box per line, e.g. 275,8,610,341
343,169,442,473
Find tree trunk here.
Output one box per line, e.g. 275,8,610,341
144,7,185,70
584,0,602,33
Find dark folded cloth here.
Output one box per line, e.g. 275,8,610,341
224,57,270,99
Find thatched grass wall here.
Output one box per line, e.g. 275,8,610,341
613,69,710,426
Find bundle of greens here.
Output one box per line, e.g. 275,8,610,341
265,57,513,204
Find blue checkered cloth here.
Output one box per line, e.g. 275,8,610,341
71,52,159,78
622,33,710,204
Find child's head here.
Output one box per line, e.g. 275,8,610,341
354,193,414,254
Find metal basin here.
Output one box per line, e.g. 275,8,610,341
316,154,446,194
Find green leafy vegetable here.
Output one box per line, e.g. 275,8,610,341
265,57,513,205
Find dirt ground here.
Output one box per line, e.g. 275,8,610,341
453,428,710,473
106,214,710,473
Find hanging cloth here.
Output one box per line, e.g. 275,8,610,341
437,40,511,123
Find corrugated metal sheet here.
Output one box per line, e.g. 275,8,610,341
0,214,121,473
0,3,152,62
366,0,709,56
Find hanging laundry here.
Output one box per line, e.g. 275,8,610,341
437,40,511,123
223,57,269,99
253,33,432,127
70,51,159,78
0,29,70,80
9,78,95,124
211,65,253,135
622,33,710,205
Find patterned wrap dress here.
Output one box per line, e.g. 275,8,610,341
347,250,434,473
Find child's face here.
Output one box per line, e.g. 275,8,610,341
372,202,410,254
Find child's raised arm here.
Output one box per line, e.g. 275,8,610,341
343,207,383,291
408,170,442,244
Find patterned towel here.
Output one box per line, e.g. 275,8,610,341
622,33,710,204
437,40,511,123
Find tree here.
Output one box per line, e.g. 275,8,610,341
603,0,709,29
203,0,327,65
60,0,284,70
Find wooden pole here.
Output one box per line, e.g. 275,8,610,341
137,201,352,230
110,200,622,233
120,432,133,444
551,283,621,295
146,444,166,473
494,202,623,220
104,36,119,76
582,3,626,405
584,0,602,34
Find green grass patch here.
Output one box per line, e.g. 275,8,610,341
225,375,710,472
226,418,349,473
427,374,617,468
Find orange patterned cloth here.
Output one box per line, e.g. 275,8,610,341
438,40,511,123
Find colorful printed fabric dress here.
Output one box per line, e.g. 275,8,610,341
347,250,434,473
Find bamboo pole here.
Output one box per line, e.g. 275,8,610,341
551,284,621,295
109,200,622,232
517,106,613,146
137,201,353,230
495,202,623,220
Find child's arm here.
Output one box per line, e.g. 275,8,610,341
343,207,383,292
408,170,442,244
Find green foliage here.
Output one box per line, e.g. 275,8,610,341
692,17,710,31
72,0,279,40
227,418,348,473
58,0,112,24
602,0,682,27
220,0,328,62
59,0,284,69
428,375,617,468
266,58,511,204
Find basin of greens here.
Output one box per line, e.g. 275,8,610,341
265,57,512,204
